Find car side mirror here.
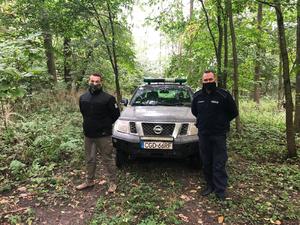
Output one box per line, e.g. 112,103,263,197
121,98,129,106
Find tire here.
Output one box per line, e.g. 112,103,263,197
115,148,128,169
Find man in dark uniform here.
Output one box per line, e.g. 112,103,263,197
191,71,238,200
76,73,120,192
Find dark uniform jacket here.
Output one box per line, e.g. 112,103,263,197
79,89,120,138
191,88,238,135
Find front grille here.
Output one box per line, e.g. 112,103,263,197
179,124,188,135
130,122,137,133
142,123,175,136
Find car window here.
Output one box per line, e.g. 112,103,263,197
131,86,192,106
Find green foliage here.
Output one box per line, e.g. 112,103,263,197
229,99,287,161
0,31,49,103
9,160,26,176
90,170,182,225
5,208,35,225
0,0,141,98
221,159,300,223
1,89,299,224
0,89,84,195
147,0,298,96
0,67,25,100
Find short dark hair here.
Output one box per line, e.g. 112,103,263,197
91,73,103,80
204,70,215,74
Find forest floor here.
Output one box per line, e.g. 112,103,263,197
0,94,300,224
1,153,299,225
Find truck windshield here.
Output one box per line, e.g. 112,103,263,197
131,86,192,106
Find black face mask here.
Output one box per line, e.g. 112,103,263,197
203,82,217,93
89,84,102,95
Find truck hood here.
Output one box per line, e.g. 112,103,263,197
119,106,196,122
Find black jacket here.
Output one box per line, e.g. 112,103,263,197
79,89,120,138
191,88,238,135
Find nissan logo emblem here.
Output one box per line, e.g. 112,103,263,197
153,125,163,134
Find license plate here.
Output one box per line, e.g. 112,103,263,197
141,141,173,150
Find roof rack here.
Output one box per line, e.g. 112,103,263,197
144,78,187,85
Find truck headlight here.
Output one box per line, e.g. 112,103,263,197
187,123,198,135
114,120,130,134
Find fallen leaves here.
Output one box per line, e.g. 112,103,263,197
218,215,224,224
0,197,10,204
178,213,189,222
180,194,191,202
197,219,203,224
17,187,27,192
98,180,107,185
270,219,282,224
0,207,28,216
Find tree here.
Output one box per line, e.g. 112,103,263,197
294,0,300,132
227,0,242,132
11,0,59,82
223,3,229,89
190,0,194,19
63,37,72,83
70,0,135,104
199,0,224,87
40,7,57,82
253,3,263,104
272,0,296,157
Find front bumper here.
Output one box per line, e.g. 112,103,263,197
112,132,199,159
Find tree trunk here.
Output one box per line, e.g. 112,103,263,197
41,8,57,82
253,3,263,104
91,1,122,106
294,0,300,132
227,0,241,133
1,101,7,130
42,31,57,82
190,0,194,19
216,0,223,88
199,0,224,87
223,6,228,89
81,48,94,78
275,2,297,157
199,0,218,66
278,54,284,109
63,37,72,84
107,1,122,105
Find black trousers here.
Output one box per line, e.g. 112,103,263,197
198,134,228,194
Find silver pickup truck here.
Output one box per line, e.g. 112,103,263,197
112,78,201,168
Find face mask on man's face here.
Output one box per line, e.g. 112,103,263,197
203,82,216,92
89,83,102,94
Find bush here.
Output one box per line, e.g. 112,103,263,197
0,89,84,184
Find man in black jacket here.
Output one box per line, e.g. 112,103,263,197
191,71,238,200
76,73,120,192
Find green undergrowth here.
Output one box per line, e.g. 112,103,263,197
216,156,300,224
1,94,299,224
220,99,300,224
0,90,84,197
90,166,184,225
229,99,290,162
